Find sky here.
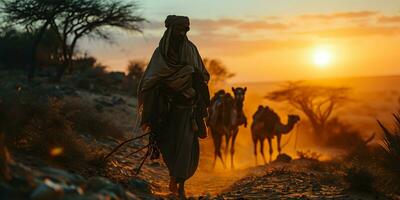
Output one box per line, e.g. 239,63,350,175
81,0,400,82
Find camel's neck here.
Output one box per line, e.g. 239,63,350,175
276,119,297,134
234,98,244,113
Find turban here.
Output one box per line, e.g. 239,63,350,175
165,15,190,31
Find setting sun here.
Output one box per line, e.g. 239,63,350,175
313,48,332,68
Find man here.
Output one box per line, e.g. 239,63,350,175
137,15,210,198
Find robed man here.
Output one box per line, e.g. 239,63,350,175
137,15,210,198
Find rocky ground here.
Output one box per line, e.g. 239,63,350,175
5,148,397,200
1,70,399,200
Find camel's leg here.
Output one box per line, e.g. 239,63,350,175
277,134,282,155
211,128,225,169
253,138,258,166
260,138,267,164
230,127,239,169
267,137,273,163
224,132,230,161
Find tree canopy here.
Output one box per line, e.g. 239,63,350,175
266,81,350,135
1,0,145,81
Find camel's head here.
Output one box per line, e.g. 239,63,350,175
215,89,226,99
288,114,300,124
232,87,247,102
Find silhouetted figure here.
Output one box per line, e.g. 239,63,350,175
208,87,247,169
251,106,300,164
137,15,210,199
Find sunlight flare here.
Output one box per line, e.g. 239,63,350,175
313,47,332,68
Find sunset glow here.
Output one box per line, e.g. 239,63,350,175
313,48,332,68
80,0,400,82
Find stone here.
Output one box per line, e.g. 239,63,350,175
128,178,152,194
84,177,126,199
40,167,84,185
275,153,292,163
30,184,62,200
111,96,126,106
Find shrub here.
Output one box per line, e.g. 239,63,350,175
14,98,89,166
0,86,120,169
296,150,321,161
63,99,125,140
323,117,374,149
345,166,374,193
378,113,400,174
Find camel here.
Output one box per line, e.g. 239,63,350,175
208,87,247,169
251,106,300,164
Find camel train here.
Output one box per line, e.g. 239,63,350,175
207,87,300,169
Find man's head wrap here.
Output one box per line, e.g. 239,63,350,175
165,15,190,31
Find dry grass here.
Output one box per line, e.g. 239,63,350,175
0,86,121,170
63,99,125,139
296,150,322,161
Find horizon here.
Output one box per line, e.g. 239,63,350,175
230,72,400,85
77,0,400,82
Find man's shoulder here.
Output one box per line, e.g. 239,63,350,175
187,40,198,49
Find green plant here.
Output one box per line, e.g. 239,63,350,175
378,113,400,174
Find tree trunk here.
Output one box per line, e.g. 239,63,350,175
28,21,51,82
55,34,79,82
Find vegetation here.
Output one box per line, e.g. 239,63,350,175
203,58,235,91
345,166,374,193
266,81,350,136
0,0,145,81
0,84,124,168
376,113,400,193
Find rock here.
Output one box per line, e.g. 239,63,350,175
84,177,126,199
275,153,292,163
95,99,114,107
127,178,152,194
84,177,112,192
40,167,84,185
111,96,126,106
30,184,62,200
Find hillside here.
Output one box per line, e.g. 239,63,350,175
1,71,399,199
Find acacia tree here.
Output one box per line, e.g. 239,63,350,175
50,0,145,81
1,0,145,81
203,58,235,91
266,81,350,135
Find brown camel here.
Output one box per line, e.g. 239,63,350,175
251,106,300,164
208,87,247,169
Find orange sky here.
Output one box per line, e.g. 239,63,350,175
81,1,400,82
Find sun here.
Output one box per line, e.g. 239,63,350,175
313,48,332,68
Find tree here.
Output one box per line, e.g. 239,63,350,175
203,58,235,91
1,0,68,80
50,0,145,81
0,27,62,71
265,81,350,135
126,60,145,80
0,28,33,69
1,0,145,81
